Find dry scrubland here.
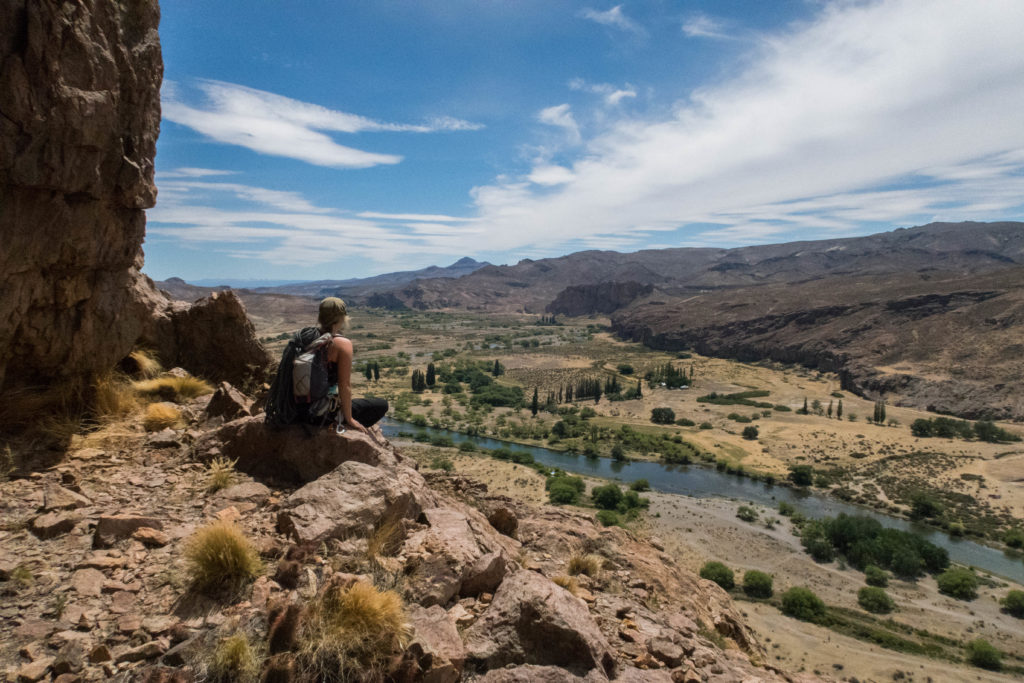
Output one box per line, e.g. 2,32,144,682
245,301,1024,681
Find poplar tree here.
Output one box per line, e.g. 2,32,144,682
837,399,843,420
372,362,380,381
827,400,833,418
364,364,373,381
426,363,436,387
531,387,539,416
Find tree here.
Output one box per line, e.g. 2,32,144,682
827,400,833,418
372,362,380,381
864,565,889,587
836,399,843,420
909,490,943,519
857,586,894,614
411,369,426,392
811,399,823,415
799,397,809,415
492,359,504,376
636,380,642,399
364,364,373,381
937,568,978,600
788,465,814,487
426,363,436,387
781,587,826,622
650,407,676,424
611,444,627,461
742,425,759,440
736,505,758,522
743,570,773,598
530,387,539,417
1001,590,1024,618
965,639,1002,671
699,561,734,590
592,483,623,510
873,400,887,424
629,478,650,492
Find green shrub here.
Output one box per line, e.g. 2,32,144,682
965,638,1001,670
699,561,734,590
864,565,889,587
592,483,624,510
778,501,795,516
1001,590,1024,618
736,506,758,523
699,422,713,429
595,510,619,527
548,481,580,505
457,441,476,452
675,417,696,427
857,586,894,614
741,425,759,440
742,570,773,598
936,568,978,601
650,407,676,424
1004,528,1024,548
788,465,814,487
781,587,826,622
429,456,454,472
629,479,650,492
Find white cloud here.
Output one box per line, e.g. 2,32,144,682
681,14,730,40
158,167,238,179
528,165,576,186
162,80,482,168
357,211,474,222
580,5,645,35
569,78,637,106
464,0,1024,252
537,104,581,144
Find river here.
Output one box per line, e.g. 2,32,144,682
381,419,1024,583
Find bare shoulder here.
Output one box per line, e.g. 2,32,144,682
331,336,353,353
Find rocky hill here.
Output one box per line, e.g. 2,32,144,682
0,385,820,682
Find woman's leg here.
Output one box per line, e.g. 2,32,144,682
351,397,389,428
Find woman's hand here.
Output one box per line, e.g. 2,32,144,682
344,416,368,433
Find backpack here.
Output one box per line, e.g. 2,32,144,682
264,326,338,427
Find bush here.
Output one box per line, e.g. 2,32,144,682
567,552,604,577
699,561,734,590
781,587,826,622
184,521,262,592
864,565,889,587
595,510,619,527
736,506,758,523
133,375,213,402
630,479,650,492
143,402,181,431
699,422,713,429
650,407,676,424
617,364,634,375
857,586,895,614
206,456,237,493
209,634,260,683
548,480,581,505
778,501,795,516
457,441,476,452
741,425,759,440
298,579,408,680
965,638,1001,670
429,456,454,472
788,465,814,487
936,568,978,600
1004,528,1024,548
675,417,696,427
610,444,626,461
592,483,624,510
909,490,943,519
742,570,773,598
1001,590,1024,618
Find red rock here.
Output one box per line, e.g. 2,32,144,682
475,665,608,682
93,515,163,548
43,484,92,511
114,640,166,663
16,657,54,682
29,511,82,539
71,568,106,597
132,527,170,547
463,570,616,678
205,381,253,420
405,605,466,683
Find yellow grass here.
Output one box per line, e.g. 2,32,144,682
365,515,405,561
552,574,580,595
299,579,410,681
133,375,214,402
126,349,163,379
92,372,138,420
143,403,182,431
184,520,262,592
208,633,261,683
567,552,604,578
206,457,237,493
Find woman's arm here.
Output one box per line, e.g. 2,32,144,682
331,336,367,433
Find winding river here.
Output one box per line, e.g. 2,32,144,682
381,419,1024,583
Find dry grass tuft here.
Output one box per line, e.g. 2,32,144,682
208,633,261,683
567,552,604,578
206,456,238,493
552,574,580,595
184,520,262,593
0,445,14,481
92,372,138,420
143,403,182,432
365,516,405,561
125,349,163,379
9,565,35,591
298,579,410,681
133,375,214,402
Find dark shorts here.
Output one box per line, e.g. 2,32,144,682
309,397,389,429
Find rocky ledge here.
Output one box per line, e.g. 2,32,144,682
0,386,821,682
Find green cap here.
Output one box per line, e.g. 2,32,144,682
318,297,347,327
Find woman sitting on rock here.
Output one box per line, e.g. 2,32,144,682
316,297,388,433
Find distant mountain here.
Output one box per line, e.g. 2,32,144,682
153,257,490,302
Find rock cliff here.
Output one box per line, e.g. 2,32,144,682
0,1,269,429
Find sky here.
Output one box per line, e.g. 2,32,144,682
146,0,1024,283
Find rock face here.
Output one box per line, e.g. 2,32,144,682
0,0,162,397
547,281,654,316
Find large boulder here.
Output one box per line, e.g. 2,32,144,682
463,570,616,678
195,416,395,483
276,461,432,544
402,504,519,607
0,0,162,406
402,605,465,683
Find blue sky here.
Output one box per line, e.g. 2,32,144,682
145,0,1024,282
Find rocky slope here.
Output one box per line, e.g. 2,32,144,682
0,1,269,438
0,386,820,682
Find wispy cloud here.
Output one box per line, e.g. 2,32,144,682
162,80,482,168
569,78,637,106
580,5,645,36
681,14,731,40
464,0,1024,252
537,104,581,144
